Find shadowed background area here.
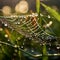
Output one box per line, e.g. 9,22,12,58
0,0,60,12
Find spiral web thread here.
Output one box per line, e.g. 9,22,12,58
0,14,60,57
0,13,57,40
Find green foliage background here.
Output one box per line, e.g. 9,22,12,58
0,0,60,60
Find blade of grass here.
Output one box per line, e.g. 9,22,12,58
36,0,40,14
42,43,48,60
41,3,60,22
36,0,42,26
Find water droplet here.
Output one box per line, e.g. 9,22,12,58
21,46,24,48
31,49,34,52
5,34,8,38
0,28,3,31
8,39,10,41
17,37,20,40
23,43,25,45
57,47,60,49
14,45,18,48
40,13,43,16
48,15,51,18
4,23,8,26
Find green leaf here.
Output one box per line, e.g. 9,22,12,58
41,3,60,22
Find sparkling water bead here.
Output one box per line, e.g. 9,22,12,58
46,35,56,42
